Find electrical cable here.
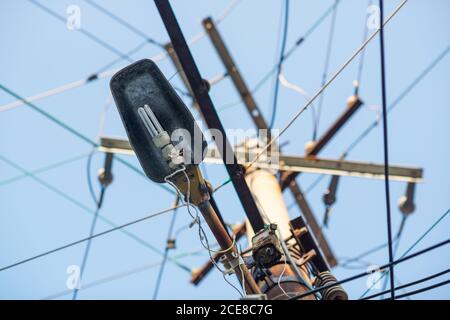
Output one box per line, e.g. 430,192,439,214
353,0,373,96
152,195,180,300
41,246,209,300
0,153,189,271
83,0,164,48
284,43,450,211
0,204,185,273
378,0,395,299
72,184,106,300
0,0,241,113
379,215,407,298
0,152,90,188
0,83,175,195
28,0,133,62
72,148,113,300
289,237,450,300
290,205,450,300
246,0,409,171
164,167,243,297
314,0,339,140
384,279,450,300
338,215,407,269
363,268,450,300
278,73,317,142
86,149,99,205
268,0,290,129
282,0,342,61
360,206,450,298
343,42,450,157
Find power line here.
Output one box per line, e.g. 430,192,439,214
0,83,175,195
72,151,111,300
247,0,409,170
163,1,342,115
314,0,339,140
0,0,241,113
72,184,105,300
83,0,164,48
282,0,342,61
41,247,209,300
0,204,185,273
363,268,450,300
338,216,407,270
360,206,450,298
353,0,373,96
268,0,290,129
291,205,450,300
388,279,450,300
153,196,180,300
94,40,149,75
0,153,188,272
289,237,450,300
28,0,133,62
291,42,450,212
379,215,407,298
344,42,450,157
0,152,89,187
379,0,396,299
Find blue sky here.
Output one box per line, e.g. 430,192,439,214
0,0,449,300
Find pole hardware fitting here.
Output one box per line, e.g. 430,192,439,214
398,182,416,215
166,238,176,250
251,224,283,268
169,165,210,206
98,152,114,187
293,249,316,267
219,252,245,276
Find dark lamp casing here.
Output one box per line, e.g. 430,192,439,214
110,59,207,183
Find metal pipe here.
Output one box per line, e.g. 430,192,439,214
198,201,261,294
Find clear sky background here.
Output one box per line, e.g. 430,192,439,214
0,0,449,300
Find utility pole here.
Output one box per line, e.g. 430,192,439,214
244,160,315,299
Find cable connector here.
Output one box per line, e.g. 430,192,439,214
219,252,245,276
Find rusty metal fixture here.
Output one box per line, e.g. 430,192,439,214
315,271,348,300
252,224,283,268
398,182,416,215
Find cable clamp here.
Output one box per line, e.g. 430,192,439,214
219,252,245,276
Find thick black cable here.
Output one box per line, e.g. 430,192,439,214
380,215,407,298
363,268,450,300
0,205,183,273
388,279,450,300
289,238,450,300
268,0,290,129
314,0,339,140
83,0,164,48
152,196,180,300
378,0,395,300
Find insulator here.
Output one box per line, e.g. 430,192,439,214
304,141,315,155
166,238,176,250
315,271,348,300
398,182,416,215
98,153,114,187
